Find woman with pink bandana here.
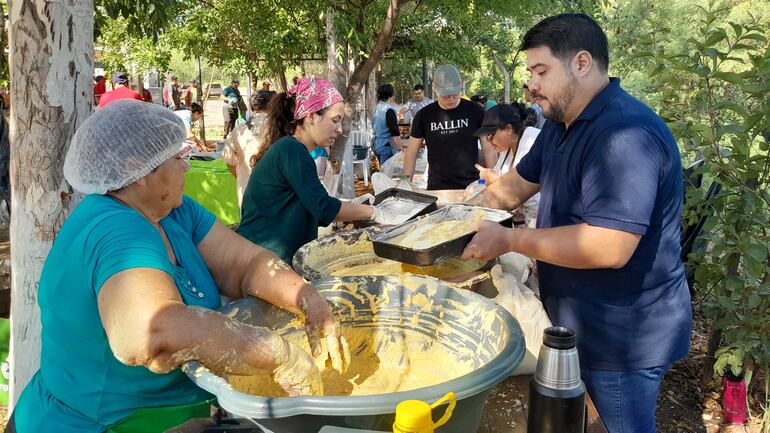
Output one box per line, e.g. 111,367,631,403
236,77,385,263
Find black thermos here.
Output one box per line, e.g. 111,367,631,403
527,326,586,433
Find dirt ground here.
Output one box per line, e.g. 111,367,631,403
656,308,766,433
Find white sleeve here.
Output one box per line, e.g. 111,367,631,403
221,129,240,164
513,127,541,167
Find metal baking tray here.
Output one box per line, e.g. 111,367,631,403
353,188,438,228
369,205,513,266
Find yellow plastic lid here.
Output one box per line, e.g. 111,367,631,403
392,392,456,433
394,399,434,432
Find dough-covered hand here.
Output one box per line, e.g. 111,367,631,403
272,339,323,396
461,220,513,261
302,291,351,374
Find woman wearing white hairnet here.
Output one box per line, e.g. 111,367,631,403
9,100,348,433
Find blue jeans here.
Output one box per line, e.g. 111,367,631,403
581,365,669,433
375,146,394,165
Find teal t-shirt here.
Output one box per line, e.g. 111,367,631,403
310,147,329,158
15,195,219,432
237,136,341,264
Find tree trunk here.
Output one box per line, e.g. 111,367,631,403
510,49,523,99
329,0,405,172
196,56,206,144
325,9,347,91
8,0,93,407
365,68,377,128
425,60,434,99
0,9,5,87
421,59,428,94
492,55,511,104
325,9,348,174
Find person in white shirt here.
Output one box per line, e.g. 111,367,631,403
473,103,541,227
173,102,207,151
397,84,433,124
222,90,272,206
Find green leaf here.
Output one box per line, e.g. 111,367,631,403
720,124,745,135
731,43,755,51
743,254,765,281
741,82,770,96
741,33,768,43
717,295,735,310
705,29,727,46
714,355,727,376
746,295,762,309
712,71,744,84
747,243,768,262
729,22,743,38
714,101,748,117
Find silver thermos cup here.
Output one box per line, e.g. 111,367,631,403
527,326,586,433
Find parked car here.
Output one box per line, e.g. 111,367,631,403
206,83,223,98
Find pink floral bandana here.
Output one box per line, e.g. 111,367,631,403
288,77,344,120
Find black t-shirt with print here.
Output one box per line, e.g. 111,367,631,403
410,99,485,189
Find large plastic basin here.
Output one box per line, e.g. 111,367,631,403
184,275,524,433
293,228,496,294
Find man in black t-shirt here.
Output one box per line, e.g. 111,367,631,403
403,64,495,190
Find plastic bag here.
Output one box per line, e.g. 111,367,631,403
371,172,397,195
498,252,534,284
379,151,403,177
379,150,428,178
320,158,335,194
462,179,486,203
491,263,552,375
332,139,356,199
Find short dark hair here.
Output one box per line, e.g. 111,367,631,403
250,90,273,112
521,13,609,73
470,95,488,105
189,102,203,114
413,84,425,91
377,84,394,101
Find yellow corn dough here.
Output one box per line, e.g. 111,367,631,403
228,324,473,397
223,276,505,399
329,258,484,280
389,219,476,249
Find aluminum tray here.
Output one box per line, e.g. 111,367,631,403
353,188,438,228
369,205,513,266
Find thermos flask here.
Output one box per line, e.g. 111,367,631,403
527,326,586,433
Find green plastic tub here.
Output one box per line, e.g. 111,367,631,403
184,275,524,433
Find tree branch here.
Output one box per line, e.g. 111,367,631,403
345,0,403,98
491,55,511,103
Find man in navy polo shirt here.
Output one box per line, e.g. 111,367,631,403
463,13,691,433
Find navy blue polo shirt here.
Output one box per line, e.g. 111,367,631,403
516,78,692,371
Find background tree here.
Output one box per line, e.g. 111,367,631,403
625,1,770,426
98,17,173,83
168,0,326,91
7,0,94,406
